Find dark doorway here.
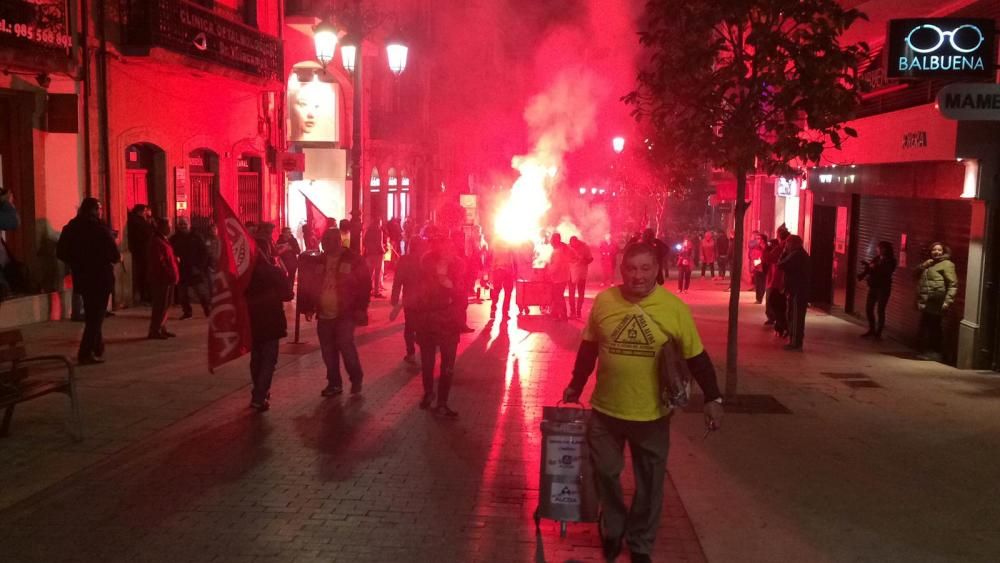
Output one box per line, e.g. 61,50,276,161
188,149,219,233
125,143,167,218
236,154,262,225
810,204,837,308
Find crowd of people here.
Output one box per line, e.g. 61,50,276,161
746,224,811,351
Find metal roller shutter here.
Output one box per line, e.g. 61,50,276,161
854,197,970,361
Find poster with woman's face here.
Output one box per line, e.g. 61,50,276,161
288,78,338,143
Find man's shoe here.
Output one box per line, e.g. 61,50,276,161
179,312,193,320
160,330,177,338
321,385,343,397
629,552,652,563
70,315,85,322
860,330,874,338
460,325,475,333
783,344,802,351
250,400,270,412
147,333,169,340
350,382,363,395
764,319,775,326
105,311,116,318
601,537,622,561
434,404,458,418
78,355,105,365
419,392,434,409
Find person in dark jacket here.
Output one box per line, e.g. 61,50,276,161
640,228,670,283
716,230,731,279
299,227,372,396
147,217,179,339
127,204,153,303
56,198,121,364
170,217,210,319
915,242,959,362
391,236,425,363
411,238,465,417
764,225,790,336
488,239,518,319
779,235,810,351
676,239,693,293
748,233,767,304
858,241,897,340
245,231,294,412
275,227,302,283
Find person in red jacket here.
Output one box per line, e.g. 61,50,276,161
146,217,180,339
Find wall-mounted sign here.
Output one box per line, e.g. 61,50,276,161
775,177,800,198
280,152,305,172
937,83,1000,121
902,130,928,149
126,0,282,82
0,1,71,53
886,19,996,79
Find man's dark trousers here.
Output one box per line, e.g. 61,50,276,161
403,307,417,357
587,410,670,557
79,288,111,360
317,316,363,388
787,292,808,348
490,269,514,317
418,333,459,403
249,339,279,403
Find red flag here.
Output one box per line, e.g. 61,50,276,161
208,193,257,372
303,193,330,250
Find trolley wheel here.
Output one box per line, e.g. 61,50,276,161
560,521,567,537
533,507,541,535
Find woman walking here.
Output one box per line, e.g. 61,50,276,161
858,241,897,340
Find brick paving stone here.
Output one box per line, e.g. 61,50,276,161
0,287,708,562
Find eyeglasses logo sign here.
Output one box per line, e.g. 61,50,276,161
887,19,996,79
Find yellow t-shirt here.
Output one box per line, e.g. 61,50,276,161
582,286,704,421
318,255,341,319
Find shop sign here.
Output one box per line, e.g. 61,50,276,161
0,1,72,54
775,177,800,198
128,0,282,82
902,131,927,149
936,83,1000,121
280,152,305,172
886,19,996,79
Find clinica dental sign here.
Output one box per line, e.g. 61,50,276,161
886,19,996,79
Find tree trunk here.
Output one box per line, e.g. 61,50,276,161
725,169,749,398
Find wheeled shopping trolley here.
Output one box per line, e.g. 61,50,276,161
516,279,553,315
533,403,599,537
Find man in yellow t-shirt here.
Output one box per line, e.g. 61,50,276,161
563,242,724,563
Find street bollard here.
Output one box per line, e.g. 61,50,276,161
534,402,599,537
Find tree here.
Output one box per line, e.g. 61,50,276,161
625,0,868,396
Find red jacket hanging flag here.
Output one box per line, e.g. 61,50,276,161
303,192,330,250
208,193,257,372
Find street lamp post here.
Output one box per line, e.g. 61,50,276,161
314,19,407,254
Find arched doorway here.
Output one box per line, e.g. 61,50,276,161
124,143,167,218
188,148,219,232
236,153,263,224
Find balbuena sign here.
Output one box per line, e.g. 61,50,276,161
886,18,996,79
937,83,1000,121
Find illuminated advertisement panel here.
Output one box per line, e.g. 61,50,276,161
886,18,996,79
287,75,339,143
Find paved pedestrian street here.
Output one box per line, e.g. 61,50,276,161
2,278,1000,562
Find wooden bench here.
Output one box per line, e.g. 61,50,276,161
0,329,82,441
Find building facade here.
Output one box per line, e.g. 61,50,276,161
794,0,1000,368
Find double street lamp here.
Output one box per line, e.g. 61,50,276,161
312,17,408,253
